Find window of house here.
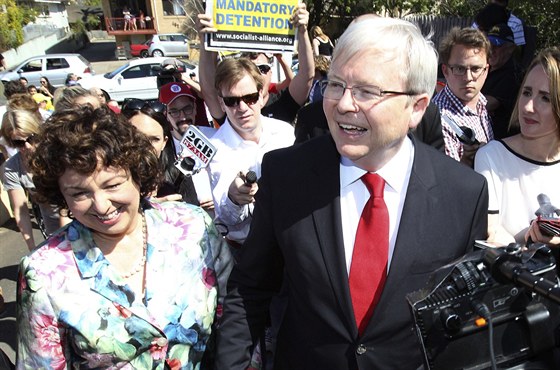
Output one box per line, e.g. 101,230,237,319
162,0,185,16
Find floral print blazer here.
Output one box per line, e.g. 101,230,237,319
16,200,233,369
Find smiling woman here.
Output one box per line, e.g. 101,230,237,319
17,105,233,369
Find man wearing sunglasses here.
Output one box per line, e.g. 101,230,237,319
196,3,314,125
207,57,294,248
433,27,494,167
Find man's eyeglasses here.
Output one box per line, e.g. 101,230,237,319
221,92,260,107
122,98,166,114
446,64,487,78
12,134,37,148
320,80,415,103
167,104,194,118
256,64,272,74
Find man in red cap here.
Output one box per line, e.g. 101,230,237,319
158,81,216,210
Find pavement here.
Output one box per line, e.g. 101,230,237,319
0,38,126,368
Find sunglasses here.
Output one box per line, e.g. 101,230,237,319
12,134,37,148
122,98,166,114
256,64,272,74
221,92,260,107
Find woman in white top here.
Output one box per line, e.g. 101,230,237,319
475,47,560,246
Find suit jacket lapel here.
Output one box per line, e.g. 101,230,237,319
366,140,439,331
310,136,357,336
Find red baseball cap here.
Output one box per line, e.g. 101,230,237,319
158,82,196,105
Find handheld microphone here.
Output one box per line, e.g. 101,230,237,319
244,171,257,186
441,115,479,145
175,126,217,176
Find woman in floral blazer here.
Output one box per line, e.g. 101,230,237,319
16,106,233,369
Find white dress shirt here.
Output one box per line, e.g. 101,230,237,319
208,116,294,243
340,137,415,274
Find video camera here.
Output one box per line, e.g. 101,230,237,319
156,58,186,89
407,244,560,370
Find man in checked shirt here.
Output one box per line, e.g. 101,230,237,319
433,27,494,167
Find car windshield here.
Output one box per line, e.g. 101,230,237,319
106,63,132,78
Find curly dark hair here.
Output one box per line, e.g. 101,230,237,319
29,105,162,210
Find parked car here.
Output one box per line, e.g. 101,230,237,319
130,40,150,58
78,57,197,102
148,34,189,58
0,54,94,87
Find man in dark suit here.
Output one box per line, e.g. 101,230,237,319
216,15,488,370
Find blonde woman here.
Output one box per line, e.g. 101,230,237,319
475,47,560,246
1,110,66,250
310,25,334,58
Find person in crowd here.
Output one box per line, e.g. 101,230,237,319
482,23,523,139
65,73,79,86
4,80,27,100
38,76,56,98
122,6,132,30
1,110,66,250
159,58,211,127
196,3,314,125
489,0,525,48
268,53,294,96
308,54,330,103
433,27,494,167
475,47,560,247
26,85,37,95
473,2,508,33
17,105,233,368
53,85,101,111
311,25,334,58
27,84,55,114
158,82,215,211
122,98,199,205
2,93,47,158
90,86,121,114
138,10,146,29
215,15,488,369
208,57,294,248
19,77,28,88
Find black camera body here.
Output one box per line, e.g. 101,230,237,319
407,245,560,370
156,58,186,89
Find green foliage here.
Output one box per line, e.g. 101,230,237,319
305,0,559,51
82,0,101,6
509,0,560,51
0,0,27,49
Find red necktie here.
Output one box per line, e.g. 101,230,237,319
349,173,389,335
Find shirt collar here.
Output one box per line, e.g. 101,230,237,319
340,136,414,194
442,84,487,114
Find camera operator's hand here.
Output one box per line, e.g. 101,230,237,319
526,219,560,247
460,142,485,168
227,172,258,206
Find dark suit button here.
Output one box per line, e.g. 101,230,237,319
356,344,367,355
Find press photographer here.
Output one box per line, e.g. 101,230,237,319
156,58,212,127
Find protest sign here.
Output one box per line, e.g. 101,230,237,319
205,0,299,53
